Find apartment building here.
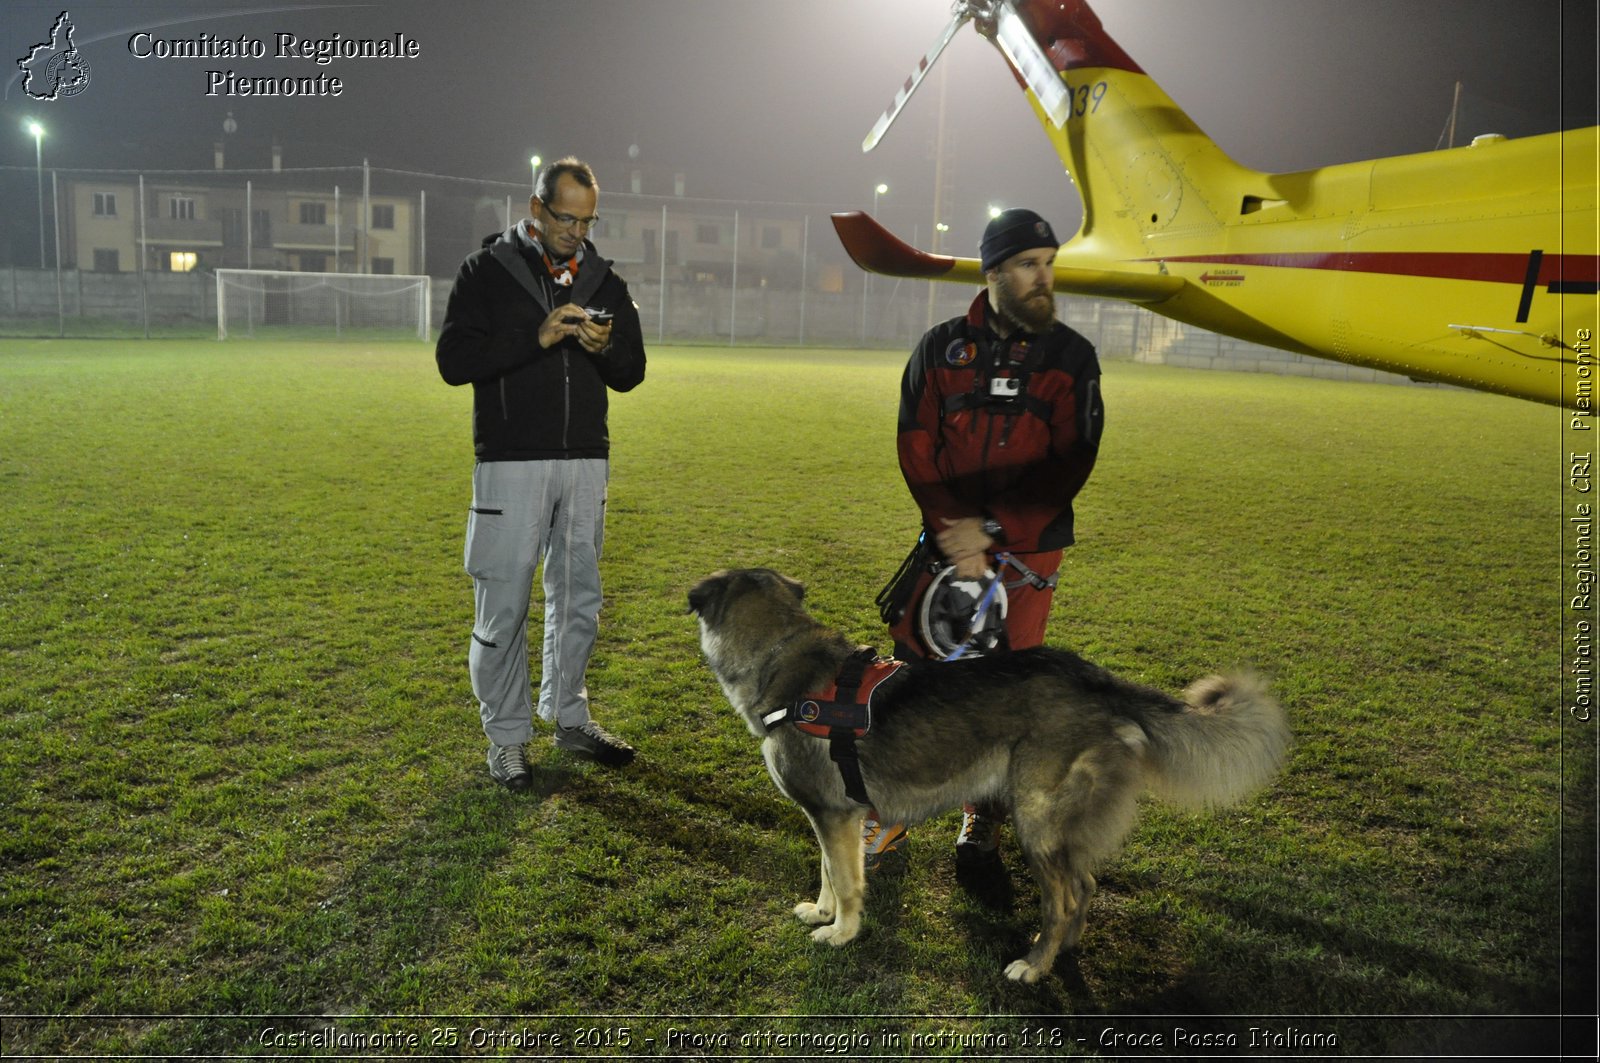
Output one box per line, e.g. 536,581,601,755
60,145,419,276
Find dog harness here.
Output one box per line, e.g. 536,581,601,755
761,647,906,806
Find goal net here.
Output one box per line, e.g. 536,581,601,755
215,269,431,341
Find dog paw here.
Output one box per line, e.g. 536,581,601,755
1004,959,1045,983
793,902,832,925
810,922,858,947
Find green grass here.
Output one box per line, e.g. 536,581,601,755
0,338,1588,1057
0,316,217,340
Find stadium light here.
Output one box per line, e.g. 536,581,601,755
530,154,542,195
863,183,890,343
988,204,1003,219
26,120,45,268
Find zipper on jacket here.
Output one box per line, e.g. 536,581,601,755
561,351,571,449
499,377,509,420
981,350,1002,477
998,412,1018,449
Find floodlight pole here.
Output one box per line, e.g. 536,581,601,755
139,173,149,338
863,183,887,344
798,215,809,346
28,121,45,268
362,158,370,274
926,60,948,331
245,181,253,270
657,205,666,346
52,169,62,335
729,210,739,346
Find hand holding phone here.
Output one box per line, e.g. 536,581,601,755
576,306,614,352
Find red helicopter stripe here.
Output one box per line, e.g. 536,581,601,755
1150,251,1598,287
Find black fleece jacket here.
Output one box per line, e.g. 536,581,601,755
436,226,646,461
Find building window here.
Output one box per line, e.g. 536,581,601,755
252,209,272,248
169,197,196,220
220,209,244,247
169,251,197,272
762,226,782,250
371,204,394,230
695,223,720,245
93,249,120,272
93,192,117,217
371,257,395,275
299,252,327,273
299,202,327,226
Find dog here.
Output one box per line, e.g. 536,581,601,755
687,567,1290,983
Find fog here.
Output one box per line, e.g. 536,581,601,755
4,0,1593,253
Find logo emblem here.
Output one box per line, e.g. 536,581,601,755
18,12,91,101
798,700,822,723
945,339,977,367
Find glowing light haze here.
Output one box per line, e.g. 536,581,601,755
3,0,1593,250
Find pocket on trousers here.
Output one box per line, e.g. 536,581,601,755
463,499,521,581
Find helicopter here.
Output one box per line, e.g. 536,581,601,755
833,0,1597,409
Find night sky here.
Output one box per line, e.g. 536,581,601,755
3,0,1595,255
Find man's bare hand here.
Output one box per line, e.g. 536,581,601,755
537,305,592,349
574,314,612,353
936,517,995,579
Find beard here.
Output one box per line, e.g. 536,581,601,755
993,275,1057,334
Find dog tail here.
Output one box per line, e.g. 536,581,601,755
1135,673,1290,810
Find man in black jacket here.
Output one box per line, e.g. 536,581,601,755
436,157,646,790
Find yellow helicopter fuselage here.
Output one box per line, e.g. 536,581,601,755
1037,54,1596,408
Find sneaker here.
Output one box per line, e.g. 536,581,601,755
954,809,1002,867
554,720,636,767
487,742,532,791
862,818,908,871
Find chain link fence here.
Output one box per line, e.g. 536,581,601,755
0,162,1432,388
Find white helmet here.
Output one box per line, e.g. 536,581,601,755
916,564,1008,659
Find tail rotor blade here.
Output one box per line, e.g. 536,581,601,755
989,2,1072,129
861,7,971,153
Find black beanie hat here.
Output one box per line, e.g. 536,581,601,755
979,208,1059,271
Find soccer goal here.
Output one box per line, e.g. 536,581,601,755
215,269,432,341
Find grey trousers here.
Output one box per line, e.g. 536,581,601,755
464,458,608,746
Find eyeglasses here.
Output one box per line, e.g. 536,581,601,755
541,204,600,230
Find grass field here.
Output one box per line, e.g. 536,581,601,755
0,338,1591,1058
